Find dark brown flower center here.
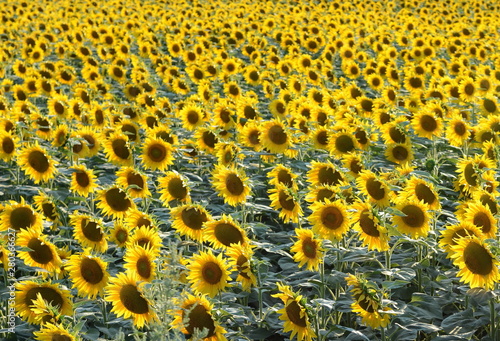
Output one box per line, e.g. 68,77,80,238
119,284,149,314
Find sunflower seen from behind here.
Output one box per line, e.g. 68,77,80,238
105,272,157,328
186,249,231,298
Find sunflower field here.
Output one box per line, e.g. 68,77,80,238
1,0,500,340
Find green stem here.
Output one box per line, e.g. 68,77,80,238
490,297,496,339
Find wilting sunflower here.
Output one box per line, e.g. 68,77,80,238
96,186,135,220
392,199,431,239
345,274,390,329
272,283,316,341
309,198,350,241
356,170,392,207
400,177,441,211
15,280,73,325
17,143,58,183
186,249,231,298
259,119,293,154
142,137,174,171
290,228,324,271
105,272,158,328
70,212,108,252
70,164,98,197
172,293,227,341
462,202,497,239
103,131,133,166
17,228,62,275
170,203,211,242
212,165,251,207
269,184,303,224
307,161,344,187
33,322,77,341
158,171,191,205
115,167,151,198
66,250,109,299
0,198,43,232
124,244,157,283
203,214,248,249
33,191,59,225
351,201,389,252
439,221,483,255
226,243,257,292
127,225,162,254
450,236,500,290
267,164,298,190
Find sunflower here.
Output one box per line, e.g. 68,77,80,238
15,280,73,325
67,250,109,299
458,77,476,102
172,293,227,341
309,198,350,241
392,199,431,239
351,201,389,252
109,222,132,248
17,228,62,275
186,249,231,298
96,186,135,220
17,143,58,183
385,143,413,166
0,198,43,232
269,184,303,224
307,161,344,187
272,283,316,341
115,167,151,199
158,171,191,205
356,170,392,207
180,103,206,130
290,228,324,271
450,236,500,290
259,119,293,154
103,131,133,166
215,142,243,166
52,124,69,148
33,322,77,341
439,221,484,256
124,209,156,230
170,203,211,242
226,243,257,291
456,155,496,195
77,126,101,157
70,212,108,252
33,191,59,225
105,272,158,328
345,274,390,329
0,130,17,161
212,165,251,207
203,214,248,250
141,137,174,171
239,121,262,151
124,244,157,283
342,152,365,178
412,110,443,139
195,128,219,154
446,115,470,147
400,177,441,211
70,164,98,197
462,202,497,239
127,225,162,253
267,164,298,190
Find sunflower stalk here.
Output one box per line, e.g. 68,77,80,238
490,296,497,339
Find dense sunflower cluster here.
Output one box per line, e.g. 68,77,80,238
1,0,500,340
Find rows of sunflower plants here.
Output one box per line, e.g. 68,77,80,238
1,0,500,340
